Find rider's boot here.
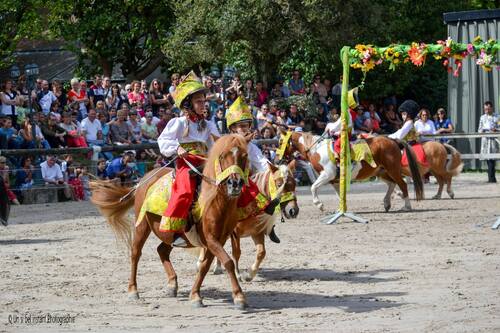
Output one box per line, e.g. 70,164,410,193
264,197,280,215
268,225,281,244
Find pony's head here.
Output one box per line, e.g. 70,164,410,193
269,160,299,219
205,134,249,198
276,127,307,162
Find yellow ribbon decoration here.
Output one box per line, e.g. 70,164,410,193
214,158,249,186
268,168,296,214
276,130,293,160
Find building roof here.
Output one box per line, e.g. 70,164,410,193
443,9,500,24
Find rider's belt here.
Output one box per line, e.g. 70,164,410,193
180,142,208,156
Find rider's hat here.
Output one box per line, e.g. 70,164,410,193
172,71,207,108
226,96,253,129
398,100,420,119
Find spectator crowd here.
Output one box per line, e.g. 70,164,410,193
0,68,474,205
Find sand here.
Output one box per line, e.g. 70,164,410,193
1,173,499,333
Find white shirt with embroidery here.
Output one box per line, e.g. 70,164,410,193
324,113,353,136
248,141,269,173
388,119,414,140
157,116,220,157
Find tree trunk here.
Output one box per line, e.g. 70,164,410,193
125,50,165,81
98,56,113,78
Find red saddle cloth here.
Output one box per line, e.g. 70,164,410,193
402,143,429,167
333,137,353,155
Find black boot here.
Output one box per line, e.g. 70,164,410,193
172,234,188,248
268,225,281,243
264,197,280,215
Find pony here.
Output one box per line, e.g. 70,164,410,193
403,141,463,199
280,130,424,212
199,160,299,282
90,134,251,309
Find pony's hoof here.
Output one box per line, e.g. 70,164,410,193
400,206,411,212
432,194,441,200
213,266,224,275
315,202,324,211
191,299,205,308
166,287,178,298
128,292,139,301
384,205,390,212
242,271,255,282
448,192,455,199
233,299,247,310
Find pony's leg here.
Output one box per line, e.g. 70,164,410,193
213,258,224,275
128,219,151,300
230,234,243,282
446,175,455,199
157,242,178,297
386,169,412,211
243,233,266,282
432,174,444,199
190,250,215,308
197,248,204,271
380,177,396,212
311,168,335,211
191,236,247,309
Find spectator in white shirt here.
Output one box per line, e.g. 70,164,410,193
36,80,57,114
81,109,103,144
414,108,436,142
40,156,72,199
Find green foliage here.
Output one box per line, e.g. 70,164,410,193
47,0,174,79
0,0,44,69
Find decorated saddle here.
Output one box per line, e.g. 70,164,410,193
401,142,429,167
327,139,377,168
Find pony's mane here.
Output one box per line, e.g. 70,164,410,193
200,134,248,208
294,131,318,151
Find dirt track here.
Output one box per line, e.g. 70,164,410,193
1,173,500,333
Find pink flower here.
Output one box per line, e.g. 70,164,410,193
467,44,474,54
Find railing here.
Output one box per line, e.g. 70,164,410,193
1,132,499,160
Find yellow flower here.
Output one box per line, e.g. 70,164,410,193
393,58,400,64
363,60,376,72
355,44,368,53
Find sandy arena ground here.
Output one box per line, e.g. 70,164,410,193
1,173,500,333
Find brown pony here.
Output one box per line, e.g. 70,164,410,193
90,135,251,309
281,131,424,211
201,160,299,282
402,141,463,199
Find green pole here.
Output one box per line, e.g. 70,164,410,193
339,46,352,213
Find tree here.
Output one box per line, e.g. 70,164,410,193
47,0,174,80
0,0,43,69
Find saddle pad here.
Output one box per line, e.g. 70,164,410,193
352,141,377,168
328,139,376,168
136,172,202,226
402,143,429,167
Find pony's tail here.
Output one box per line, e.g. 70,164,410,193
394,139,424,201
90,180,135,248
443,143,463,177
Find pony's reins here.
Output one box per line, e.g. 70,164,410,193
118,156,178,202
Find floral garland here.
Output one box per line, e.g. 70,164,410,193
349,36,500,77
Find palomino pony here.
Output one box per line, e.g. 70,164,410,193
281,131,424,211
203,160,299,282
91,135,251,309
402,141,463,199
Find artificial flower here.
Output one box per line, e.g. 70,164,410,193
408,42,427,66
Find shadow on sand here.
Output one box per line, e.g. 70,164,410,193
0,238,71,245
174,288,406,313
255,268,403,284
